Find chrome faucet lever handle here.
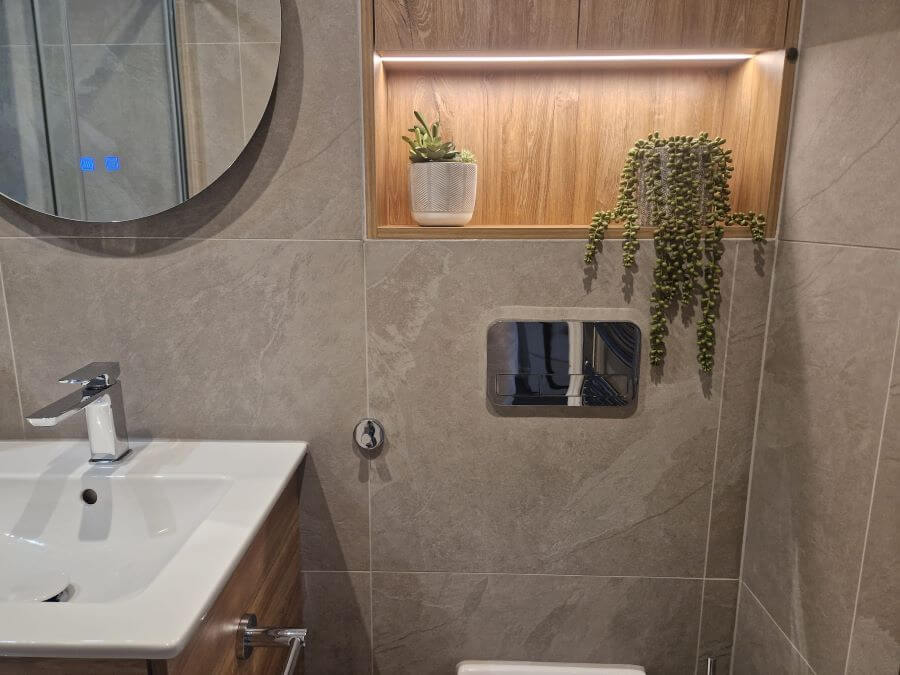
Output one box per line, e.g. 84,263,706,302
26,361,130,463
58,362,121,388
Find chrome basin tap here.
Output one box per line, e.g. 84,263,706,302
26,362,131,463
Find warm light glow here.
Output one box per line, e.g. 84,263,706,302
378,53,754,64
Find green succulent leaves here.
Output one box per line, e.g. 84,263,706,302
584,132,766,373
402,110,475,163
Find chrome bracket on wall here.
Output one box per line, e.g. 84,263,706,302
236,613,307,675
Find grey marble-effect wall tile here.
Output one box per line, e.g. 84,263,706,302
0,0,34,45
367,240,742,577
846,323,900,674
38,45,85,220
47,0,166,46
0,237,369,570
175,0,238,44
0,0,363,240
0,264,22,438
800,0,900,48
373,572,701,675
239,0,280,43
706,241,772,579
732,585,814,675
780,14,900,248
71,44,181,221
302,572,372,675
742,242,900,674
697,580,738,675
0,45,54,214
240,42,279,142
179,42,244,196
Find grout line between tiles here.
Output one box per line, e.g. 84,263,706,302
0,236,363,243
843,311,900,674
0,256,25,438
301,570,737,581
693,240,741,673
235,0,247,141
363,241,374,675
0,236,777,244
778,237,900,253
731,235,781,664
742,582,818,674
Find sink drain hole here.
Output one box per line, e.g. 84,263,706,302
43,585,74,603
81,489,98,505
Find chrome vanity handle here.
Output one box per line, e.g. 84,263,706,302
236,613,307,675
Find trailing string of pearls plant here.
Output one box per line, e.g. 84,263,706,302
584,132,766,373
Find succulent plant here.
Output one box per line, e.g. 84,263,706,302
457,148,477,164
584,132,766,373
402,111,473,163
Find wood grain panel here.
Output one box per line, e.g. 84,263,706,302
157,470,302,675
375,0,579,50
578,0,790,49
573,68,727,223
378,224,754,239
722,52,787,234
378,66,758,229
482,71,580,225
0,659,146,675
681,0,790,48
578,0,684,49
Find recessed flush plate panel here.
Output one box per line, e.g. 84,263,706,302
487,320,640,415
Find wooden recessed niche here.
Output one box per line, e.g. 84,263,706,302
363,0,802,240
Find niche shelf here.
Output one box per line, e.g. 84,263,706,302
362,2,801,240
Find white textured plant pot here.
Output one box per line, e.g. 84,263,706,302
408,161,478,226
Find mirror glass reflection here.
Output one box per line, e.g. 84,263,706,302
487,320,641,409
0,0,280,222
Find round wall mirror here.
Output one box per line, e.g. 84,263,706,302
0,0,280,222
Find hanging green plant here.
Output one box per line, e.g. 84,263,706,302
584,132,766,373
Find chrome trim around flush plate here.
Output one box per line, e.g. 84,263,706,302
487,320,640,417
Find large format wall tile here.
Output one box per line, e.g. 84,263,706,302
705,241,772,579
366,240,760,577
698,580,739,674
0,45,54,213
0,0,362,240
742,242,900,673
732,584,814,675
0,1,34,46
302,572,372,675
72,44,182,222
41,0,166,46
846,325,900,674
372,572,701,675
178,42,245,195
0,237,369,571
0,267,21,438
779,0,900,249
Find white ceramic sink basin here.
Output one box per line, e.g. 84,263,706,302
0,439,307,659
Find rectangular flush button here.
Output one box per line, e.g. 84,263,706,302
105,155,121,171
79,156,95,172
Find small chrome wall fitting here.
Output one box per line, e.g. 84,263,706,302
353,418,385,451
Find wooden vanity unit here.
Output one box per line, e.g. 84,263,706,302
0,471,302,675
362,0,803,240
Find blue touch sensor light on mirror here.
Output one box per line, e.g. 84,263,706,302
79,157,95,172
105,156,121,172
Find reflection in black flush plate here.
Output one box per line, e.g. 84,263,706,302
487,320,640,414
